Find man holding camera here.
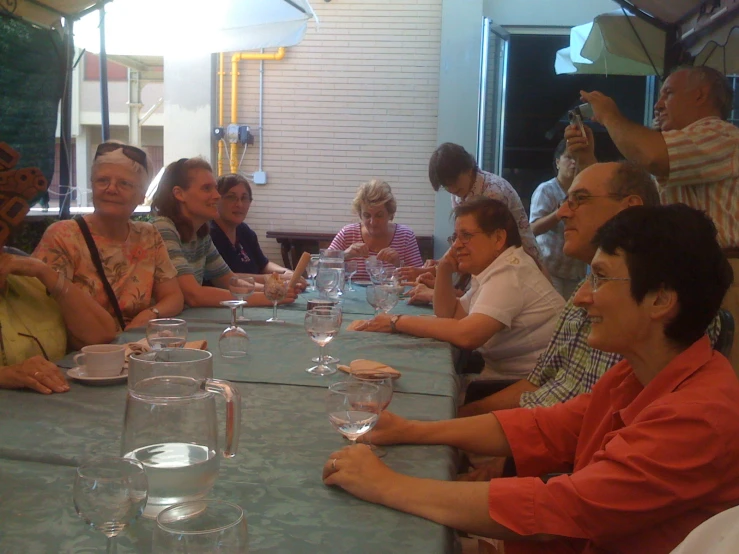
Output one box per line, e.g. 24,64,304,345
566,66,739,371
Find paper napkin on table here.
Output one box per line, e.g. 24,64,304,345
337,359,401,379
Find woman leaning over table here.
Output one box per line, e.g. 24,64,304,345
33,142,184,331
349,197,564,381
328,179,423,282
150,158,296,308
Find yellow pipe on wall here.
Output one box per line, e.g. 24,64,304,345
229,48,286,174
217,52,225,176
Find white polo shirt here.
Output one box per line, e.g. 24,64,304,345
460,246,564,379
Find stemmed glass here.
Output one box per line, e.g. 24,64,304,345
218,300,249,358
349,370,394,457
344,260,358,291
378,284,401,313
229,275,255,323
366,257,385,285
73,457,148,554
306,255,320,292
264,277,289,323
365,285,386,316
152,500,248,554
146,319,187,350
305,307,342,376
326,381,381,445
316,267,340,299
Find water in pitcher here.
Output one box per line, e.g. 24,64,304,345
124,442,218,518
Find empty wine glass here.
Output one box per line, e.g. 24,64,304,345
264,278,288,323
304,307,342,376
152,500,248,554
344,260,358,292
219,300,249,358
229,275,255,323
316,266,340,299
146,319,187,350
73,457,148,554
378,284,401,313
326,381,380,445
349,370,394,457
365,285,386,316
306,255,320,292
366,257,385,285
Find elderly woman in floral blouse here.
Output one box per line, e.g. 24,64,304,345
33,142,184,330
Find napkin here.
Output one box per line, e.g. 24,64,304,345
337,359,401,379
124,338,209,367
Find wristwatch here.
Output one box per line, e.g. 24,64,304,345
390,314,403,334
150,307,160,318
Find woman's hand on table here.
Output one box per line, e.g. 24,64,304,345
358,410,409,446
323,444,395,503
407,283,433,306
397,265,432,282
347,314,392,333
376,247,400,266
345,242,370,259
0,355,70,394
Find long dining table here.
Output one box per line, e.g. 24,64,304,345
0,287,461,553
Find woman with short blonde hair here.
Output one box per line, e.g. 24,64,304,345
329,179,422,281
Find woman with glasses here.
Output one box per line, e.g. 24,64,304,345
328,179,423,282
210,174,302,286
33,141,184,331
350,197,563,381
151,159,296,307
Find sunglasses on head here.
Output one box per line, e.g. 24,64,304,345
94,143,149,175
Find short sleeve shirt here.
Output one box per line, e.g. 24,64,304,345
33,218,177,329
210,221,269,274
152,216,231,285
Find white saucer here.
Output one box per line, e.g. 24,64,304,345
67,367,128,386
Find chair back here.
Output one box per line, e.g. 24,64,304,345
715,309,735,359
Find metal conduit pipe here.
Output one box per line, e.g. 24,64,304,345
229,48,286,175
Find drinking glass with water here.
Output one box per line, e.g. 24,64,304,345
146,319,188,350
326,381,380,445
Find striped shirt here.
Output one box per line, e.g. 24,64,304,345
328,223,423,281
451,170,544,268
152,216,231,285
521,281,722,409
659,117,739,248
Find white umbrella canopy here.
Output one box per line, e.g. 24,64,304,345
73,0,315,56
556,1,739,76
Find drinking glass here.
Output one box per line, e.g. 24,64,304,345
349,370,394,457
219,300,249,358
306,255,320,292
326,381,380,445
264,278,288,323
378,284,401,313
365,285,386,316
304,307,342,376
229,275,255,323
73,457,148,554
344,260,358,291
366,257,385,285
146,319,187,350
316,266,341,299
152,500,248,554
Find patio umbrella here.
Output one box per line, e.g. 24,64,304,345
555,0,739,76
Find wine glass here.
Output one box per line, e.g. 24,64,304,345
264,278,288,323
366,257,385,285
326,381,380,445
316,267,340,299
73,457,148,554
306,255,320,292
146,319,187,350
219,300,249,358
229,275,255,323
152,500,248,554
349,370,394,457
304,307,341,376
365,285,386,316
378,284,401,313
344,260,358,291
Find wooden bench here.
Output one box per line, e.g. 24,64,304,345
265,230,434,269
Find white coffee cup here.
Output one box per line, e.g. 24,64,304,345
73,344,126,377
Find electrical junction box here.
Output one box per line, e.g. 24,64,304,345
212,127,224,140
238,125,255,146
253,171,267,185
226,124,240,144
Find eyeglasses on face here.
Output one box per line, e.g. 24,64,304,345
587,272,630,292
447,230,484,246
223,194,251,204
94,143,149,175
560,192,626,211
92,177,137,193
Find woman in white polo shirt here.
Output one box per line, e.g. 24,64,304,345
349,197,564,380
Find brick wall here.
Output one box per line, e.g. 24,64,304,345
220,0,442,263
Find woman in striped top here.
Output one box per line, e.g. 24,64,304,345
328,180,423,282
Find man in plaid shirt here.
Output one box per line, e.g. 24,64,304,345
459,160,660,417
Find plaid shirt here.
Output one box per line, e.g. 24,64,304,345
521,281,721,408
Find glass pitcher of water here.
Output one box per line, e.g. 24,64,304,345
121,376,241,519
128,348,213,390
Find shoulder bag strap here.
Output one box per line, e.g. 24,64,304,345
74,216,126,330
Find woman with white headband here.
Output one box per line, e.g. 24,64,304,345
33,141,184,331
